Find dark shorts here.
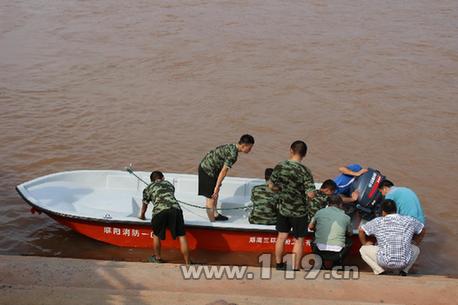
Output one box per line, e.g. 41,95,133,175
151,208,186,240
276,214,307,238
198,165,218,198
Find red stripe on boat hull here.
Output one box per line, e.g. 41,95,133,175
49,214,362,255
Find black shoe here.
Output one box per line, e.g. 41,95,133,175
400,271,407,276
148,256,165,263
276,263,287,270
215,214,229,221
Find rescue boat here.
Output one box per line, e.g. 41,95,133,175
16,170,361,254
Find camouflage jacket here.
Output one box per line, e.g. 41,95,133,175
306,189,329,223
143,180,181,215
249,184,278,225
199,144,238,177
270,160,315,217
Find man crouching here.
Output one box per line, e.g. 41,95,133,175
249,168,278,225
139,171,190,265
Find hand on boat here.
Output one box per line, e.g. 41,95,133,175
356,168,368,176
351,191,360,202
139,215,146,220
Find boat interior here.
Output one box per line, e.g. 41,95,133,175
17,170,361,232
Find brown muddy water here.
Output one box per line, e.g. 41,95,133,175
0,0,457,275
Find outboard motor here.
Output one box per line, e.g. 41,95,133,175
350,168,384,220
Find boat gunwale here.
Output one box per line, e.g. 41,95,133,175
16,170,358,235
16,185,284,233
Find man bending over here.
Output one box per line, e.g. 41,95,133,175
140,171,190,265
198,134,255,222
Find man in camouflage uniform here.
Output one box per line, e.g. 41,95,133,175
249,168,278,225
268,140,315,271
139,171,190,265
307,179,338,223
199,134,255,222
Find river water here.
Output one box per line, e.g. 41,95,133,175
0,0,457,275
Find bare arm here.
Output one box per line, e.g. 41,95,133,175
339,167,368,177
139,201,148,220
308,222,316,232
413,228,426,245
341,196,356,204
341,191,359,204
212,165,230,199
358,227,373,245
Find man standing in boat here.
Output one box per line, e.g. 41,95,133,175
268,140,315,271
139,171,190,265
199,134,255,222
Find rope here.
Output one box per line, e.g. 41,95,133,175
178,200,251,211
125,167,253,211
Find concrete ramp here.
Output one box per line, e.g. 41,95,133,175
0,255,456,305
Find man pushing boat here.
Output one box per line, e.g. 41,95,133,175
198,134,255,222
139,171,190,265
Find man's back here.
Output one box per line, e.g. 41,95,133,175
334,163,362,195
249,184,277,225
270,159,314,217
143,180,181,215
386,187,425,224
312,206,351,248
199,144,238,177
361,214,424,269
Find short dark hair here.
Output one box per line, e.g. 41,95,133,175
264,168,274,181
328,194,343,207
320,179,337,193
381,199,397,214
379,179,394,189
290,140,307,157
150,171,164,182
239,134,255,145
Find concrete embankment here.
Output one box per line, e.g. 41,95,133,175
0,255,456,305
